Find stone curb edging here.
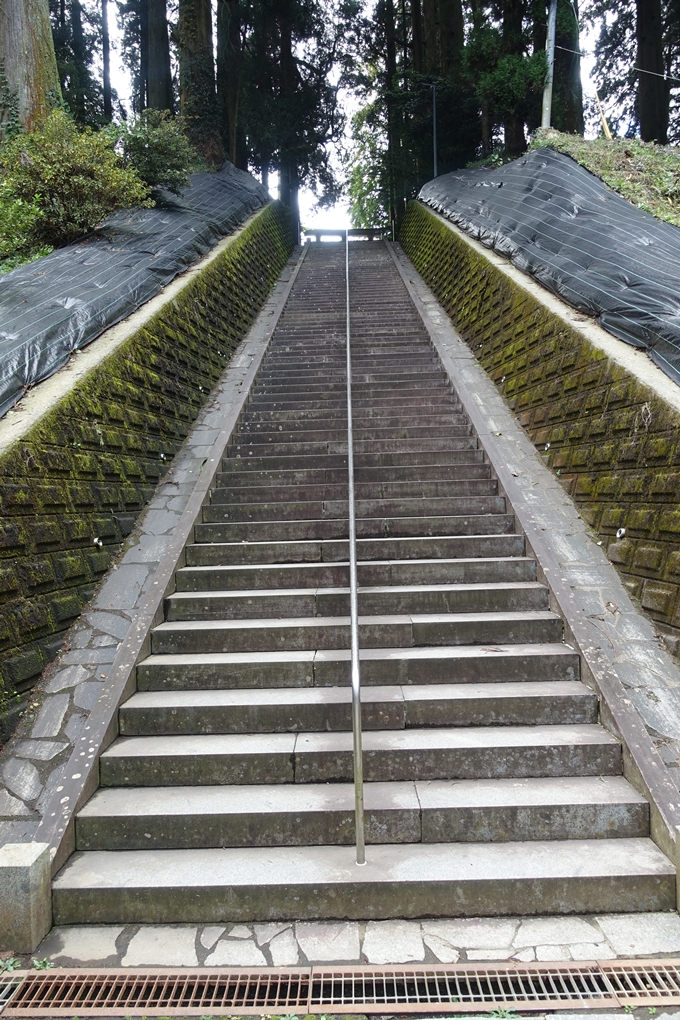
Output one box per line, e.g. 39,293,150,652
387,239,680,865
29,243,308,878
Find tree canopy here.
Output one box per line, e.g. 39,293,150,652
0,0,679,231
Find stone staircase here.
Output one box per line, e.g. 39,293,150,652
52,242,674,924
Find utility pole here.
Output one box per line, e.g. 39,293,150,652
431,83,438,178
541,0,558,128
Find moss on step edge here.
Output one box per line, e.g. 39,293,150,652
400,199,680,659
0,200,293,725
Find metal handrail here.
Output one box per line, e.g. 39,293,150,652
345,233,366,866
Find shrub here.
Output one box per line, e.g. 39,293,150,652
0,109,152,246
0,183,53,274
118,110,203,195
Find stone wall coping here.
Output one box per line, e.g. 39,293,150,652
0,204,272,459
421,203,680,419
30,242,308,877
388,237,680,865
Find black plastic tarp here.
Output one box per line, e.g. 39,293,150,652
0,162,270,418
419,147,680,386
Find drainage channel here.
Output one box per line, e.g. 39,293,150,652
3,961,680,1015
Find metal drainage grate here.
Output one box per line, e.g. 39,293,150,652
3,961,680,1016
0,976,23,1014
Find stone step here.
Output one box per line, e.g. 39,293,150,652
216,464,491,488
231,425,474,446
210,479,497,506
76,775,648,851
99,724,621,787
164,581,550,622
245,395,462,411
221,450,483,472
226,438,479,458
151,611,563,655
186,534,525,566
201,496,507,524
242,407,463,423
118,681,596,736
175,557,536,591
193,513,516,544
136,642,580,691
52,838,674,924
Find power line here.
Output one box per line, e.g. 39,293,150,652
555,43,680,84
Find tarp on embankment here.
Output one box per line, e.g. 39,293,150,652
418,147,680,386
0,162,270,418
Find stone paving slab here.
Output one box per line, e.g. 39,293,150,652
0,251,303,844
19,913,680,967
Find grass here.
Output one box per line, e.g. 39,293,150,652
530,128,680,228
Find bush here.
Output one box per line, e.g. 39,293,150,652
0,109,152,246
119,110,202,195
0,183,52,274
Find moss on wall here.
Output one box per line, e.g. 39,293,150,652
401,199,680,657
0,201,293,717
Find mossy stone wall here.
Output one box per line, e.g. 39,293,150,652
401,200,680,656
0,201,293,715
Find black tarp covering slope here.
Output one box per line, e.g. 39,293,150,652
419,147,680,386
0,162,269,418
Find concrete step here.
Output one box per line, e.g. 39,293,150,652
216,464,491,488
201,496,506,524
193,513,516,544
151,611,564,654
137,642,580,691
241,408,464,425
118,681,596,735
76,775,648,851
99,724,621,787
225,437,480,458
232,425,474,444
186,534,525,566
221,450,481,472
175,557,536,591
164,582,550,622
209,478,497,505
52,838,674,924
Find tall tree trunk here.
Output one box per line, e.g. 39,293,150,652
0,0,61,128
503,0,526,155
384,0,401,218
437,0,463,75
411,0,424,73
279,3,299,236
636,0,668,143
216,0,231,157
422,0,437,73
139,0,149,111
177,0,224,164
102,0,112,120
147,0,173,111
554,0,583,134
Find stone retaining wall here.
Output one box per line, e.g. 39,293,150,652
0,202,293,731
400,200,680,658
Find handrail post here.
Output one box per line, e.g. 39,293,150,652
345,233,366,866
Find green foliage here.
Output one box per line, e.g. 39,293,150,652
31,958,53,970
477,51,547,120
118,110,203,195
347,102,390,229
0,110,152,247
531,128,680,227
0,62,22,145
0,958,21,973
0,184,53,275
